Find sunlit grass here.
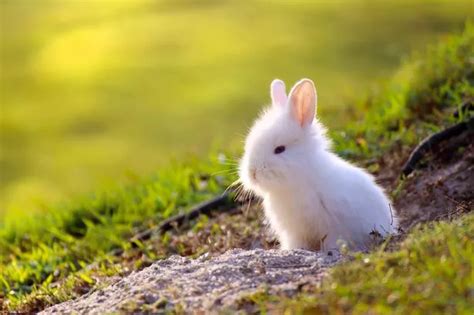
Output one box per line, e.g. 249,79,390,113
333,23,474,160
0,153,237,308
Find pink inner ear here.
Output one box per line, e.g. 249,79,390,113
271,79,287,106
289,79,316,127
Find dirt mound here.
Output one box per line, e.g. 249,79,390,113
41,249,341,314
394,129,473,230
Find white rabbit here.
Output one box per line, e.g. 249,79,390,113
239,78,398,251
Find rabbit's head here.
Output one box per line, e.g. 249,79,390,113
239,78,329,196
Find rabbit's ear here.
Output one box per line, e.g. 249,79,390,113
270,79,287,107
288,79,316,127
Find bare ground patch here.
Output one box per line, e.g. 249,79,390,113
41,249,341,314
393,130,473,229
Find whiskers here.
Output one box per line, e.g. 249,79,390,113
210,157,240,178
228,180,261,217
212,154,261,215
211,168,240,176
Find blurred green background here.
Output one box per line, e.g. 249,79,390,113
0,0,472,217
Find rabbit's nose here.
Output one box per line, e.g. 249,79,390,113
250,168,257,181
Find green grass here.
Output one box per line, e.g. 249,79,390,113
0,156,236,310
246,213,474,314
333,22,474,161
0,19,473,314
1,0,472,216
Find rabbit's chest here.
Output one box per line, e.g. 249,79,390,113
264,194,329,233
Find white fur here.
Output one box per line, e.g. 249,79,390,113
239,78,398,251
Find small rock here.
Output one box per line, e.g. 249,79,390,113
143,294,158,304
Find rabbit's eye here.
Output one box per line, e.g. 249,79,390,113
274,145,286,154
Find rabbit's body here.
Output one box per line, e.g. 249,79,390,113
240,79,397,251
264,148,395,250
